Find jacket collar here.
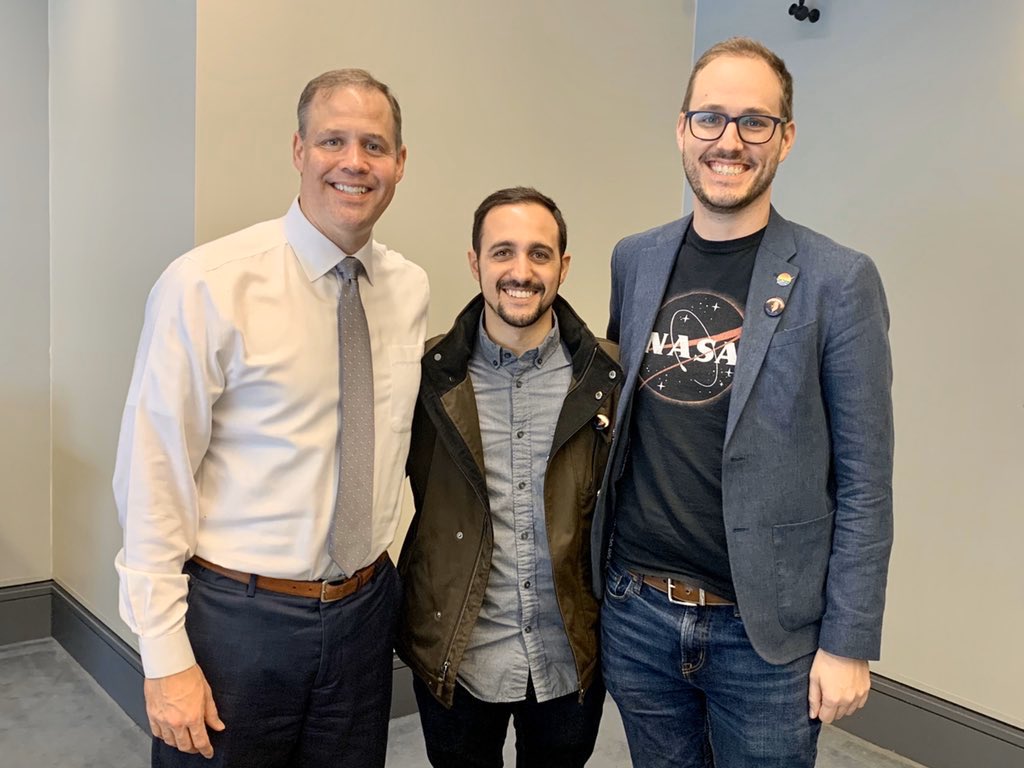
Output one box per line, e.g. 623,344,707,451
424,294,604,392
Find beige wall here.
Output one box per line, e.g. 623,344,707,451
49,0,196,637
195,0,695,338
195,0,696,558
0,0,51,587
695,0,1024,728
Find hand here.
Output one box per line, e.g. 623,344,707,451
144,664,225,758
808,648,871,724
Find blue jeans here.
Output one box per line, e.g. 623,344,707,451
601,559,820,768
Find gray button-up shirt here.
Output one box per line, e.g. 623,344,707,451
457,313,576,703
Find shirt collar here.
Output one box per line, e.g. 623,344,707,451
284,198,375,285
475,310,562,370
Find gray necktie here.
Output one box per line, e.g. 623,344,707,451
328,256,375,575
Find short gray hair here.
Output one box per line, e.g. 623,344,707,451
296,69,403,149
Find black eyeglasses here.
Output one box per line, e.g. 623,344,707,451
684,111,788,144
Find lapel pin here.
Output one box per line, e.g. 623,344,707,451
764,297,786,317
776,272,793,287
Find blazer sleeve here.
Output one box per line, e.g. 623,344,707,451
817,252,895,660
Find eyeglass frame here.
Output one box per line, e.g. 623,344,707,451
683,111,789,145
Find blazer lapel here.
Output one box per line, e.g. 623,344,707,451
724,209,798,447
623,216,689,389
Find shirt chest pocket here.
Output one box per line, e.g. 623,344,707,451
388,345,422,432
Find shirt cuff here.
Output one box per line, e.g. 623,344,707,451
138,628,197,679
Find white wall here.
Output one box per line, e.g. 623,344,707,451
694,0,1024,728
48,0,196,639
0,0,51,587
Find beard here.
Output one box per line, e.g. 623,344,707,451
488,278,555,329
683,147,781,215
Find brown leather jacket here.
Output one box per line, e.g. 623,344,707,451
396,295,621,707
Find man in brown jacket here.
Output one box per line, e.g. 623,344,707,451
397,187,621,767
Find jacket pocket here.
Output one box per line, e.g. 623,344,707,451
767,319,817,349
771,509,834,631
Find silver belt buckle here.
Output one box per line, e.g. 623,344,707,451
666,578,705,606
320,577,346,603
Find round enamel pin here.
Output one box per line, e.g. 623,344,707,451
764,297,786,317
776,272,793,287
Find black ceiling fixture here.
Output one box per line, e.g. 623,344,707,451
789,1,821,23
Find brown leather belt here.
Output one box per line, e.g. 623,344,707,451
191,551,389,603
638,574,734,606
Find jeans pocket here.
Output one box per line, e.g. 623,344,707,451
603,561,635,602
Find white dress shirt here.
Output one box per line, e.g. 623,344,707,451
114,200,429,678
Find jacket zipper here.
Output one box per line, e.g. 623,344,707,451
432,389,492,699
547,344,603,700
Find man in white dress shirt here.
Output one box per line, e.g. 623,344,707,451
113,69,429,767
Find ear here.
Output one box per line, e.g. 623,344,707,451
467,249,481,282
558,251,572,286
394,144,408,184
292,131,305,173
675,111,688,154
777,119,796,164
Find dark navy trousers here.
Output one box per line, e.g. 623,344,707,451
153,557,400,768
412,674,605,768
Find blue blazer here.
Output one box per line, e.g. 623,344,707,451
592,207,894,664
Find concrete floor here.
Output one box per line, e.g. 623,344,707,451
0,639,929,768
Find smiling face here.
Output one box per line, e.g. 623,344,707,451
469,202,571,353
292,86,406,254
679,55,795,229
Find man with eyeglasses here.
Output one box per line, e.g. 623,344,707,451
593,37,894,767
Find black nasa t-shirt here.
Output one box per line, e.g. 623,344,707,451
612,224,764,600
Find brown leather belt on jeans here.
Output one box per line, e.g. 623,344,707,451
191,551,389,603
637,574,734,606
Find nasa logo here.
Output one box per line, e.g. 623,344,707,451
638,291,743,404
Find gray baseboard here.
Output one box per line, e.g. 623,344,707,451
50,582,149,730
835,674,1023,768
4,581,1021,764
0,581,53,645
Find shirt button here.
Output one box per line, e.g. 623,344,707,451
492,360,499,368
524,581,531,589
521,532,529,540
516,430,524,439
518,481,526,490
524,626,532,634
515,379,523,388
455,531,464,540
